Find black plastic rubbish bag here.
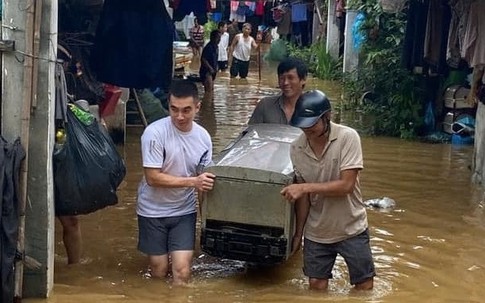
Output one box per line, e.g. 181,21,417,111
53,105,126,216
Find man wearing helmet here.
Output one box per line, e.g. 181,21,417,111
280,90,375,291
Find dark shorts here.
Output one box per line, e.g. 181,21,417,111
303,229,376,285
230,58,250,79
218,60,228,71
137,213,197,255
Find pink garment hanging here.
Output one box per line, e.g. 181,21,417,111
256,0,265,16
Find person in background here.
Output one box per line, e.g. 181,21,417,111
227,19,240,46
229,23,260,79
137,80,215,285
247,57,307,255
58,216,82,264
248,57,307,124
217,21,230,72
281,90,375,291
200,30,221,96
189,17,204,57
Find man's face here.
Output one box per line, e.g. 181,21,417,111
243,26,252,35
220,24,228,33
169,95,200,132
278,68,306,99
301,116,328,139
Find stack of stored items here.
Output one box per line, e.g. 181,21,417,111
442,85,476,144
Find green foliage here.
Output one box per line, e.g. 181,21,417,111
285,42,314,64
264,39,288,62
203,21,218,40
342,1,424,138
285,41,342,81
313,42,343,80
346,0,363,9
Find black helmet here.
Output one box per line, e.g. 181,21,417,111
290,90,331,128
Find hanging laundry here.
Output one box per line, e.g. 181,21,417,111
401,0,429,70
461,1,485,68
264,0,277,27
91,0,173,90
446,0,472,68
230,0,246,23
0,136,25,303
291,3,307,22
171,0,209,24
423,0,451,73
255,0,265,16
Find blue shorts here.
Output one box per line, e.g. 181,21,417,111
303,229,376,285
137,213,196,255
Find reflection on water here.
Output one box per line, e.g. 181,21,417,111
27,53,485,303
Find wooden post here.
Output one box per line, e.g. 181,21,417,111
15,0,37,300
3,0,57,298
31,0,44,110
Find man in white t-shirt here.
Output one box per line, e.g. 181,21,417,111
217,21,229,71
137,80,215,285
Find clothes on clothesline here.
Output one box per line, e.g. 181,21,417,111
461,1,485,68
91,0,173,90
171,0,211,24
402,0,485,72
0,137,25,303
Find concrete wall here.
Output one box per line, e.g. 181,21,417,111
326,0,339,60
343,10,359,73
2,0,57,298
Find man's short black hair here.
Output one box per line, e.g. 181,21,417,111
218,21,226,29
277,57,308,80
169,80,199,102
210,30,220,41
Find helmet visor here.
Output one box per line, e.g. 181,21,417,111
290,113,323,128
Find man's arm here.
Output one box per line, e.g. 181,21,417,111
281,168,359,202
144,167,215,192
228,35,239,64
292,193,309,253
251,37,260,49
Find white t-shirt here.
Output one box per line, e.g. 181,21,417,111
232,33,255,62
137,117,212,218
218,32,229,61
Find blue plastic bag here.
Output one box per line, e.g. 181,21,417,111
424,101,435,133
352,12,366,50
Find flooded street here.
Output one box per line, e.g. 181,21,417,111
29,56,485,303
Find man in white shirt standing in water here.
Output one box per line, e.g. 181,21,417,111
217,21,230,72
229,23,260,79
137,80,215,285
